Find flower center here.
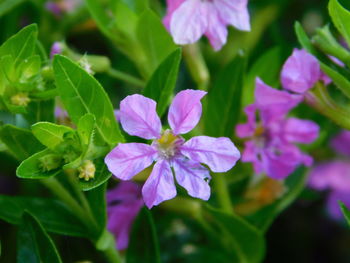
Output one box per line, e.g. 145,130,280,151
154,130,184,160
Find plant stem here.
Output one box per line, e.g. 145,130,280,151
107,68,145,88
96,229,122,263
183,44,210,90
213,175,234,215
40,177,98,231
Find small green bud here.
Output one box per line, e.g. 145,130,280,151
10,92,30,106
39,154,62,172
78,160,96,181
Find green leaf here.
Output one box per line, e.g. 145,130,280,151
84,0,117,39
245,167,307,232
78,159,111,191
244,47,284,106
340,201,350,225
143,48,181,116
24,100,55,124
295,22,350,98
137,9,177,76
206,206,265,263
204,55,246,137
86,182,107,236
0,0,26,17
0,195,91,238
121,0,149,14
0,24,38,67
329,0,350,46
0,124,44,160
127,208,161,263
17,212,62,263
53,55,123,146
32,122,75,150
16,149,61,179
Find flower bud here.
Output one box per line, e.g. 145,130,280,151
39,154,62,172
78,160,96,181
10,92,30,106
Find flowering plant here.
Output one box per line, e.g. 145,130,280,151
0,0,350,262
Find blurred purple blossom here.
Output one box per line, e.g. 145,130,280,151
280,48,331,94
236,78,319,179
163,0,250,51
309,131,350,220
50,42,63,59
45,0,82,16
105,90,240,208
107,182,143,250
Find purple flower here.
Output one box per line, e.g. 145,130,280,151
107,182,143,250
236,78,319,179
163,0,250,51
280,49,329,94
309,131,350,220
331,130,350,156
45,0,82,16
105,90,240,208
50,42,63,59
309,161,350,220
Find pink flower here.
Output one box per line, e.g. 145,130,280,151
280,49,330,94
163,0,250,51
331,130,350,156
50,42,63,59
236,78,319,179
107,182,143,250
309,131,350,220
105,90,240,208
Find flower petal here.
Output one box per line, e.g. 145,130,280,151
214,0,251,31
203,3,228,51
105,143,157,180
235,104,257,138
180,136,240,173
142,160,176,208
168,89,207,134
281,49,321,94
107,182,143,250
255,78,302,112
119,94,161,139
327,190,350,220
255,78,302,122
170,0,208,45
163,0,186,30
331,130,350,156
173,158,211,200
283,117,319,144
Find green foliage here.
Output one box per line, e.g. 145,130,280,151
143,48,182,116
17,212,62,263
204,55,246,138
0,124,44,160
244,47,285,106
16,149,61,178
32,122,75,150
295,22,350,98
340,202,350,225
0,24,37,66
0,195,91,238
205,206,265,263
127,208,161,263
329,0,350,46
137,9,177,76
53,55,123,146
